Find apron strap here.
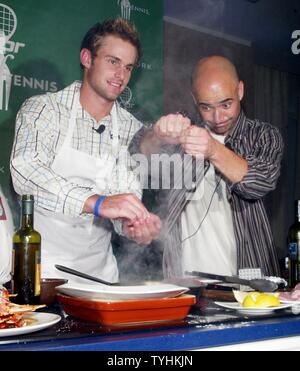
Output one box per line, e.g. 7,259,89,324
50,87,120,155
64,90,80,147
110,103,120,158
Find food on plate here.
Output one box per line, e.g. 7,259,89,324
233,290,279,303
233,290,280,308
0,286,45,329
241,292,260,307
279,283,300,302
253,294,280,308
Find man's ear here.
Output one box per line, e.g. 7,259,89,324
80,48,92,69
238,81,244,101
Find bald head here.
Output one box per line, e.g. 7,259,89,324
192,56,240,93
191,56,244,135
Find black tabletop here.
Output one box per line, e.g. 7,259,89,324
0,293,297,346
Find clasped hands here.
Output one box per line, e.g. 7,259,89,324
153,113,218,160
90,113,218,246
99,194,161,246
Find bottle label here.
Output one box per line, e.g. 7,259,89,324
289,243,298,259
35,250,41,296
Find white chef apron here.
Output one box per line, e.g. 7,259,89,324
35,89,120,283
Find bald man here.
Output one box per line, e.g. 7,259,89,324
131,56,283,278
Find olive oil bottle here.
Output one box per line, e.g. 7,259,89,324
12,195,41,304
287,200,300,288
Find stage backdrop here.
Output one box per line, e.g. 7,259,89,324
0,0,164,220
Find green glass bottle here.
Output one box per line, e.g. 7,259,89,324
287,200,300,288
12,195,41,304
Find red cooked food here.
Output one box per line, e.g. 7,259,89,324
0,287,25,329
279,283,300,301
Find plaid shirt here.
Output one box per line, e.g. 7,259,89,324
10,81,142,218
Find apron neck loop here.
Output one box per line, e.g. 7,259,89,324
65,89,120,154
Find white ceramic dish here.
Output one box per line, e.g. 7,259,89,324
56,282,189,301
214,301,294,315
193,279,220,284
280,299,300,305
0,312,61,337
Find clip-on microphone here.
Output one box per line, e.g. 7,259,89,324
93,125,106,135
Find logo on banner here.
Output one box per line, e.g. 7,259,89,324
116,0,152,111
118,0,150,21
292,30,300,55
0,3,25,111
118,86,134,110
0,3,58,112
119,0,131,20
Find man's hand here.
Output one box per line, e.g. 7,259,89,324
83,194,150,222
123,213,161,246
153,113,192,145
180,126,248,183
139,113,192,155
180,126,218,160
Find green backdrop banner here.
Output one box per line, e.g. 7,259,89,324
0,0,163,214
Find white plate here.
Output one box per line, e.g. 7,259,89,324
56,282,189,301
280,299,300,305
0,312,61,337
194,279,220,284
215,301,294,315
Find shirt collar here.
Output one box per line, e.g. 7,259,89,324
56,80,121,115
225,110,247,143
69,82,123,126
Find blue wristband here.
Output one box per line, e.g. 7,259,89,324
93,195,106,218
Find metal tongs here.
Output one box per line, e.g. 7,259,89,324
185,271,278,292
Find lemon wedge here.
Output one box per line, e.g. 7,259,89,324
233,291,259,304
254,294,280,308
233,290,280,308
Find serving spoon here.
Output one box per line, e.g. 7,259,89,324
55,265,204,292
185,271,278,292
55,265,120,286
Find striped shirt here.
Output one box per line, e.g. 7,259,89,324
130,110,283,277
223,111,283,276
10,81,142,218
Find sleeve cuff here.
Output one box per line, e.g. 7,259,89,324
63,187,96,217
112,220,124,236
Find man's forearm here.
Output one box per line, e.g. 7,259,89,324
82,194,100,214
139,130,163,155
10,157,95,217
210,141,248,184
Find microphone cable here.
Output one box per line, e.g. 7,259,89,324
181,172,222,244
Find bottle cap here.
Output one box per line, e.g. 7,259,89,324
22,195,34,202
21,195,34,215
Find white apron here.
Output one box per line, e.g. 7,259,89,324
35,90,119,282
